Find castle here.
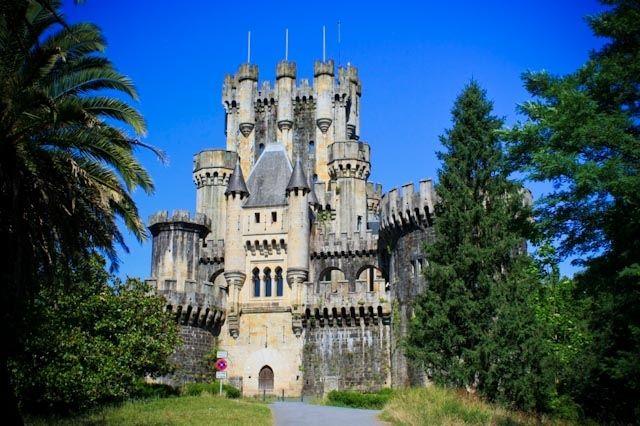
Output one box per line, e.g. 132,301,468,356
147,58,437,396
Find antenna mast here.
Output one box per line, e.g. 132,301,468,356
322,25,326,62
247,31,251,63
285,28,289,61
338,21,341,66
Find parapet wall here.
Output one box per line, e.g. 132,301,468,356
380,180,436,230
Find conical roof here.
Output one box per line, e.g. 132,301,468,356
307,174,319,206
286,157,310,192
225,159,249,196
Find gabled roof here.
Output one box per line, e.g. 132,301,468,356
244,143,292,208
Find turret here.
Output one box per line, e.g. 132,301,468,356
236,63,258,175
328,140,371,235
344,64,361,139
224,159,250,338
222,74,239,151
286,158,310,336
276,61,296,154
149,210,210,292
314,60,335,183
193,150,238,244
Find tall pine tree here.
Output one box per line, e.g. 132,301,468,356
406,82,548,410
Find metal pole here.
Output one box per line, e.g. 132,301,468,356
322,26,326,62
219,378,223,396
285,28,289,61
247,31,251,63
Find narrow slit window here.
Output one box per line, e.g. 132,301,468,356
254,212,260,223
271,211,277,223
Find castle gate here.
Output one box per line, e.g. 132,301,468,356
259,365,274,391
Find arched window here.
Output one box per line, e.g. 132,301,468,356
259,366,274,391
308,140,315,153
253,268,260,297
264,268,272,297
275,267,283,297
258,143,265,155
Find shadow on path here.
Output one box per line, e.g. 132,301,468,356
271,401,385,426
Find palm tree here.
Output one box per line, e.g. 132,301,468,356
0,1,161,420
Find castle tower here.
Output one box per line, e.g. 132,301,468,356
149,210,210,292
223,160,250,338
236,64,258,175
328,140,371,235
286,157,310,336
313,60,334,183
193,150,238,244
276,60,296,155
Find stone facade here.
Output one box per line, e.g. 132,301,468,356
148,58,436,396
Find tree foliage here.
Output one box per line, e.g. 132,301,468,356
10,254,179,414
406,82,553,411
0,1,160,420
505,0,640,421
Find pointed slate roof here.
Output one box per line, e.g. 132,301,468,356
287,157,310,192
225,159,249,196
307,175,319,206
244,143,292,207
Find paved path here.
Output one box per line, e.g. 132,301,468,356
271,401,385,426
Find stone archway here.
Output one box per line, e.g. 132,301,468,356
258,365,274,391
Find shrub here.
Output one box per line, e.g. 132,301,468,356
181,381,240,399
131,381,179,400
326,389,393,409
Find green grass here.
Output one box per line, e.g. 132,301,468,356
26,394,272,426
380,387,572,426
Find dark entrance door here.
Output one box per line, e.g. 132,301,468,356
258,365,274,391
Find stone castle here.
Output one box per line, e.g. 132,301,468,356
147,58,437,396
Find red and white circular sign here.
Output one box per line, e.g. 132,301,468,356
215,358,228,371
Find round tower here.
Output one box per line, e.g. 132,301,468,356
328,140,371,235
314,59,335,183
193,150,238,244
149,210,210,293
345,64,361,140
286,158,310,336
236,63,258,176
223,160,250,338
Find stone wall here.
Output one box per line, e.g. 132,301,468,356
381,224,435,387
301,323,391,396
162,325,216,386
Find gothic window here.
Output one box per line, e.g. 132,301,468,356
264,268,272,297
253,268,260,297
275,267,283,297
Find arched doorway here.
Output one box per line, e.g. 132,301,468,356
258,365,274,391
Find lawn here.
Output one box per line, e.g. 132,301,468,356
27,394,273,426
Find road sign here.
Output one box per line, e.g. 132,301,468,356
215,371,227,379
215,358,228,371
216,350,227,358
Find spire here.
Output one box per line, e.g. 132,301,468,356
307,174,319,206
287,157,310,193
225,159,249,196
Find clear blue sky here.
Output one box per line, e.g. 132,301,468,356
62,0,606,279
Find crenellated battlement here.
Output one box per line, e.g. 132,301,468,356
314,59,335,77
193,149,238,188
328,140,371,180
379,180,437,230
276,60,297,79
237,63,259,82
149,210,211,231
311,230,378,257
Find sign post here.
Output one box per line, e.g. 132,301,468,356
215,357,228,396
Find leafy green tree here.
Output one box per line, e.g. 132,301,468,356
0,1,160,421
505,1,640,421
406,82,549,410
10,254,179,414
